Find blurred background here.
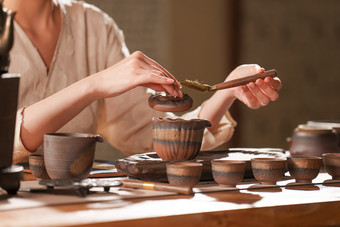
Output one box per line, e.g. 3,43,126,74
83,0,340,160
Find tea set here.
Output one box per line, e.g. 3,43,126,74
28,69,340,192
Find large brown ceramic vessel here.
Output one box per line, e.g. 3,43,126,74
287,156,322,183
322,153,340,180
44,133,103,180
152,118,211,160
289,124,339,157
307,120,340,149
211,160,246,187
166,161,203,187
251,158,286,185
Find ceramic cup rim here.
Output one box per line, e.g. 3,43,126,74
211,159,246,165
251,158,286,162
288,155,322,160
166,161,203,168
322,153,340,158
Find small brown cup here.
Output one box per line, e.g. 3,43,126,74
251,158,286,185
28,155,50,179
287,156,322,183
323,153,340,180
211,160,246,187
166,161,203,187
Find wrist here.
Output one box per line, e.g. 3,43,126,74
82,73,103,101
216,89,237,107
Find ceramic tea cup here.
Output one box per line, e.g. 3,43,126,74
322,153,340,180
44,133,103,180
152,118,211,160
28,155,50,179
251,158,286,185
211,160,246,187
166,161,203,187
287,156,322,184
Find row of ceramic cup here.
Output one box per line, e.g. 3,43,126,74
166,153,340,188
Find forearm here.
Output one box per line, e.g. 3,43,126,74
199,89,236,132
21,75,98,151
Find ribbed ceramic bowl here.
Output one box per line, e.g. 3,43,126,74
211,160,246,187
323,153,340,180
152,118,211,161
287,156,322,183
44,133,103,180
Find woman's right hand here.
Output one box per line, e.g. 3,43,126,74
90,51,183,99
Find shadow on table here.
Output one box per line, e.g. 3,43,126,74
203,190,262,204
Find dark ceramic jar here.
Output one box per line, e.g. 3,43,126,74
289,124,339,157
307,120,340,149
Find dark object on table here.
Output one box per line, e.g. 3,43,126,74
44,133,103,180
148,93,193,112
0,2,21,195
116,148,286,182
37,178,122,197
152,117,211,160
0,2,15,73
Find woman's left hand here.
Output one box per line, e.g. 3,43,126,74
226,64,282,109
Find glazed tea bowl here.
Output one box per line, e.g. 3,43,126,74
152,118,211,160
28,155,50,179
322,153,340,180
251,158,286,185
166,161,203,187
211,160,246,187
44,133,103,180
287,156,322,183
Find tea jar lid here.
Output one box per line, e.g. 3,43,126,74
296,124,333,134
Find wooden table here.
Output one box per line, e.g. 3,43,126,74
1,173,340,227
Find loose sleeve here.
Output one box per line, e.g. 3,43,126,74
13,107,32,164
181,106,237,151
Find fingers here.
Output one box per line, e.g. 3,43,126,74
255,79,279,101
137,71,180,97
264,77,282,90
248,82,270,106
239,85,262,109
130,51,183,97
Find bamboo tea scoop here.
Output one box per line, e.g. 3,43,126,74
180,69,277,92
122,179,193,195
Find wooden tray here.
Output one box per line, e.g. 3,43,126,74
116,148,286,182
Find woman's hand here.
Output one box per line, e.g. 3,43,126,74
199,64,282,131
226,64,282,109
91,51,183,99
